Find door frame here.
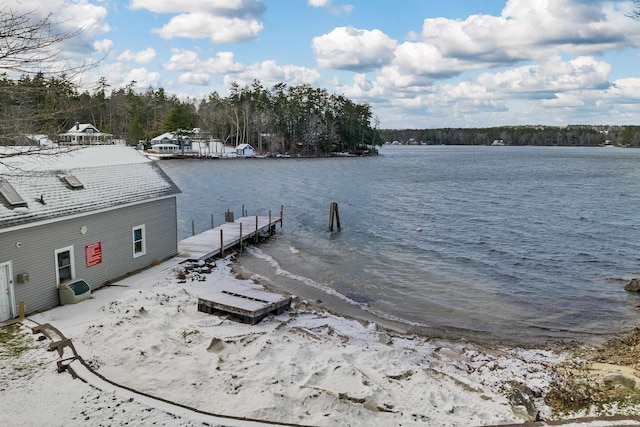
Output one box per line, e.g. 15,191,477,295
0,261,15,322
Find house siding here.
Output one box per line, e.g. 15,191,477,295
0,197,177,316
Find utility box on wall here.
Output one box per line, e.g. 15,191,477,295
17,273,29,283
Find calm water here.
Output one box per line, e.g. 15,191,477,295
159,145,640,345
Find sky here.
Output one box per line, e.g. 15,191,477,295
7,0,640,128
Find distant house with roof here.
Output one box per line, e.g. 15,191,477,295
151,131,192,151
0,146,181,321
58,122,113,145
235,143,254,157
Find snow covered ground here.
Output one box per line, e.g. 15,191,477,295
0,255,637,426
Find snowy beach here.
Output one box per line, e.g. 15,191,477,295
0,254,562,426
4,250,637,427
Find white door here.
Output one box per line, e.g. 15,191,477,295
0,263,12,322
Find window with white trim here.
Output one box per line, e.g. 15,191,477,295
55,246,75,285
132,225,146,258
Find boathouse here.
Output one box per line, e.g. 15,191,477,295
0,146,181,321
235,144,254,157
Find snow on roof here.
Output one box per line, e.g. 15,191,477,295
0,146,181,229
65,123,100,134
60,123,113,138
151,132,176,142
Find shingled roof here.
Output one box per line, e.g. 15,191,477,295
0,146,181,230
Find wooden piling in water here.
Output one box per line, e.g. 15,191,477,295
255,215,259,243
328,202,341,232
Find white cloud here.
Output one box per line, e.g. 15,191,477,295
178,72,211,86
125,68,163,89
334,0,640,127
308,0,353,15
392,42,470,78
605,77,640,102
471,56,612,98
129,0,265,16
80,61,163,94
336,53,619,128
117,48,157,64
3,0,110,56
412,0,639,67
312,26,397,71
223,60,321,89
153,13,263,43
94,39,113,54
164,49,244,74
541,93,586,108
130,0,265,42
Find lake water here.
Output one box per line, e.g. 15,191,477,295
158,145,640,346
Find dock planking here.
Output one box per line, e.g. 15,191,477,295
178,214,281,261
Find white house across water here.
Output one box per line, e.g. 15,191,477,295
58,123,113,145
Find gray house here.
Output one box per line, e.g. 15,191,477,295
0,146,181,321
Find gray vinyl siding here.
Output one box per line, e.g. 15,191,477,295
0,197,178,316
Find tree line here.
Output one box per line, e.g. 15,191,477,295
0,73,381,156
3,8,640,157
379,125,640,147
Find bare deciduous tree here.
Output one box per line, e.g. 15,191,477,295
0,8,88,155
0,7,91,173
0,7,82,76
627,0,640,20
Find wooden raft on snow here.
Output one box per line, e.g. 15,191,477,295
197,286,292,325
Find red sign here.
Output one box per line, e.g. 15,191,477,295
85,242,102,267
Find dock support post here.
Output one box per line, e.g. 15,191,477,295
211,214,214,229
192,219,195,236
242,204,245,217
220,229,224,256
269,210,272,235
329,202,341,232
255,215,259,243
280,205,284,227
239,222,243,253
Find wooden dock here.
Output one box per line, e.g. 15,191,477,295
179,211,290,324
178,214,281,261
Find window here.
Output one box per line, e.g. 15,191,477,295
55,246,75,285
132,225,146,258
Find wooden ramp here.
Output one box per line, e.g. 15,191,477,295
178,215,281,261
